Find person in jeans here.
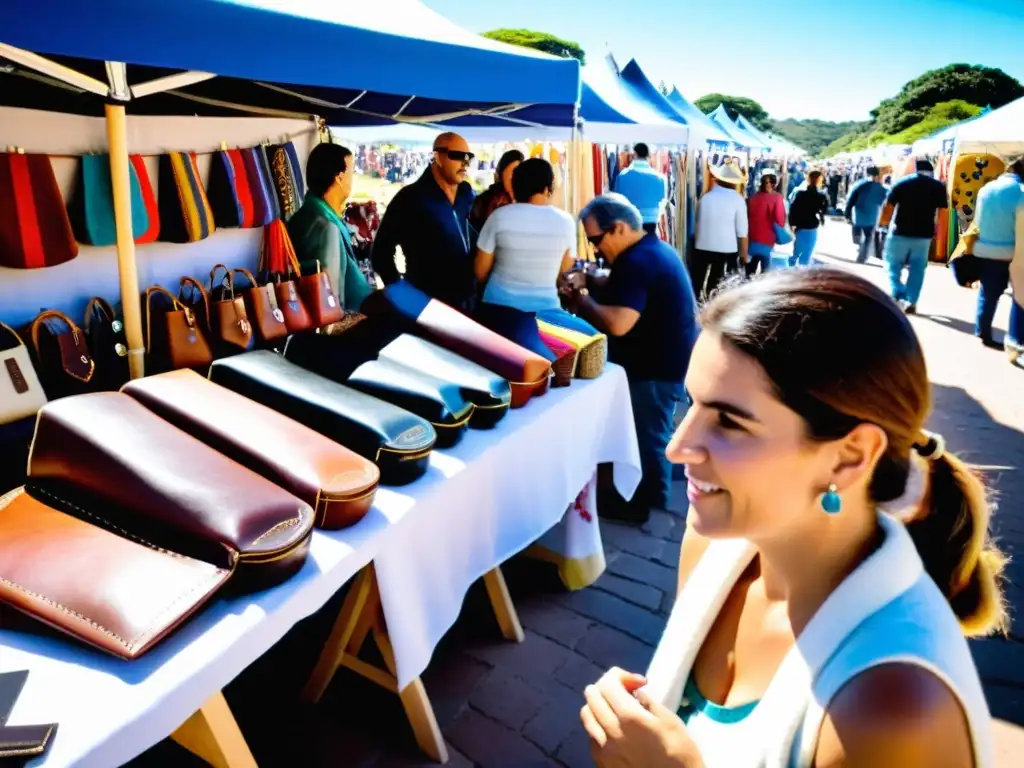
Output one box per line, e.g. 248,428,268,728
881,159,948,314
746,169,785,277
969,156,1024,355
845,166,888,263
692,162,748,298
562,194,699,523
613,143,668,235
788,170,828,266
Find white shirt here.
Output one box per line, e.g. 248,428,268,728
695,184,748,254
477,203,576,312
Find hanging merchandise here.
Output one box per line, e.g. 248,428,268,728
297,261,344,328
231,267,288,343
83,297,130,391
0,152,78,269
144,285,214,373
67,154,150,247
951,153,1005,227
29,310,96,400
207,149,257,229
208,264,256,352
266,142,304,221
256,145,283,221
130,155,161,243
158,151,216,243
0,322,47,425
240,147,279,227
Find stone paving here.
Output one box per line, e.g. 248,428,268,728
132,219,1024,767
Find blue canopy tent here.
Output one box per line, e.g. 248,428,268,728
708,104,766,149
665,88,733,147
616,59,692,127
735,115,785,153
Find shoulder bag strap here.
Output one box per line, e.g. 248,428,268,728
30,309,81,356
0,321,26,349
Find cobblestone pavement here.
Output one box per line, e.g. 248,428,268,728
134,219,1023,766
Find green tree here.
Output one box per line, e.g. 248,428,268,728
481,29,586,64
694,94,772,131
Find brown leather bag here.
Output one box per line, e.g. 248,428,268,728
233,267,288,343
178,275,213,333
275,268,314,333
298,261,344,328
144,286,214,372
209,264,254,350
29,309,96,399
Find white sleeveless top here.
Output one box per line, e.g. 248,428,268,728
643,513,994,767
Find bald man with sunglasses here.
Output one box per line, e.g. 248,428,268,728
372,132,479,311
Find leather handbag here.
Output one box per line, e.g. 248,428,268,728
276,270,314,333
84,297,129,391
178,275,213,334
233,267,288,343
29,310,96,399
123,369,380,529
0,486,230,660
144,286,214,373
209,351,436,486
298,261,344,328
377,334,511,430
0,323,47,425
27,393,314,593
209,264,255,351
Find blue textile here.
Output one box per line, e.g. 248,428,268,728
613,161,667,224
845,179,888,228
537,308,600,336
974,259,1010,339
884,235,931,305
474,303,555,361
1010,301,1024,347
853,225,876,264
628,380,685,510
974,174,1024,257
790,229,818,266
886,174,948,239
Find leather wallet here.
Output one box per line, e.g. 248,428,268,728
347,358,473,448
27,393,314,593
0,723,58,759
209,351,436,486
377,335,511,429
122,370,380,530
0,488,230,659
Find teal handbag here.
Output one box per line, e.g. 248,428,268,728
67,154,149,246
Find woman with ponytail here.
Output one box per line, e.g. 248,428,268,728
581,267,1005,767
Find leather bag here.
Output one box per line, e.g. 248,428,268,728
0,323,47,425
209,264,255,351
210,351,436,486
298,261,344,328
144,286,214,373
29,310,96,399
233,267,288,343
123,369,380,529
84,297,129,391
27,392,314,593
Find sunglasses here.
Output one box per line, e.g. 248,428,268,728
436,148,475,164
587,232,608,247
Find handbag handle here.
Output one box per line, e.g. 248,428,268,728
178,276,211,324
209,263,234,299
0,321,25,349
84,297,116,334
144,285,189,354
232,267,259,290
30,309,83,357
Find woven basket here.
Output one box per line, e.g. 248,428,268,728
538,330,578,387
536,320,607,379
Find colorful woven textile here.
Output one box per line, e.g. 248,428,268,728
267,142,304,221
158,151,215,243
241,147,278,227
130,155,160,244
0,152,77,269
67,154,149,247
207,149,256,229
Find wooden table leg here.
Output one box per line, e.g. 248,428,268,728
303,565,449,764
171,691,257,768
483,567,524,643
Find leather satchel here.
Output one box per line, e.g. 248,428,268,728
209,351,436,486
27,393,314,593
144,286,214,373
122,370,379,529
233,267,288,343
84,297,129,391
0,487,230,659
29,310,96,399
377,334,512,429
298,261,344,328
209,264,255,351
0,323,47,426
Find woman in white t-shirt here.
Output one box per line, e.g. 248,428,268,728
474,158,576,313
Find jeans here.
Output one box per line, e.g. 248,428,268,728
974,259,1010,340
626,379,685,512
853,225,875,263
790,229,818,266
746,242,772,277
884,235,931,305
1009,300,1024,347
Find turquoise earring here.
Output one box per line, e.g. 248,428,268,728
821,483,842,515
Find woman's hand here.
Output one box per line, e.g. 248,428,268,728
580,668,704,768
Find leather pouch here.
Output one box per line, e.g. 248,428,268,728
347,358,474,448
0,487,230,659
0,323,47,425
209,264,255,351
29,310,96,399
234,267,288,343
378,334,511,429
84,297,130,391
123,370,379,529
210,351,436,486
144,286,214,373
26,393,314,592
297,261,344,328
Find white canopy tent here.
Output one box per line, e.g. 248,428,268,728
954,95,1024,156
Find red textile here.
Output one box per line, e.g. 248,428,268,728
747,191,785,246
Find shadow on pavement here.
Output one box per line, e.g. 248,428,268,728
918,311,986,341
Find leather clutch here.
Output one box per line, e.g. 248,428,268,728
209,351,436,486
0,487,231,659
377,334,511,429
26,393,314,593
122,370,380,530
347,358,474,448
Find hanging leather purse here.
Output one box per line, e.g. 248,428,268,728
144,286,214,373
298,261,344,328
275,265,314,334
178,275,213,334
208,264,255,351
231,267,287,343
84,298,130,391
29,310,96,400
0,322,47,425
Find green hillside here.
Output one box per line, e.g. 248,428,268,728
769,118,870,156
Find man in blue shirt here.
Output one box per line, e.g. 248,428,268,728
881,159,949,314
372,132,477,312
562,194,699,523
844,165,889,264
612,143,668,235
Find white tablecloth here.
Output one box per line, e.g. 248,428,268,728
0,364,639,766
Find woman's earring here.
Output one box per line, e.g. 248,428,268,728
821,483,842,515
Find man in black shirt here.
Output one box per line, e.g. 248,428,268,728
881,159,949,314
372,132,477,312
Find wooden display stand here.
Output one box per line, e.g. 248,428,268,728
171,693,258,768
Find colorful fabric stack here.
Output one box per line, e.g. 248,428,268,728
158,151,216,243
0,152,78,269
67,154,150,247
536,310,607,380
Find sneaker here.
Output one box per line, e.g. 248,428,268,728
981,337,1005,351
1008,345,1022,365
903,303,917,315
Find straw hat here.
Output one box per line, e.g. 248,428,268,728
710,161,746,185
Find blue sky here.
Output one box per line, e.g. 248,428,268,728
424,0,1024,122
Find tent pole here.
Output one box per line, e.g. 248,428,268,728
104,101,145,379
